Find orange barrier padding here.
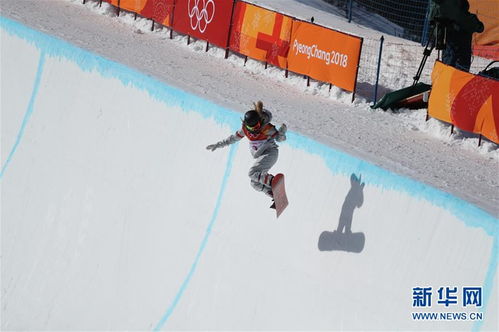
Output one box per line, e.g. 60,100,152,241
117,0,147,13
229,2,293,69
287,21,362,92
470,0,499,60
172,0,234,48
473,45,499,61
140,0,175,27
103,0,174,27
429,61,499,143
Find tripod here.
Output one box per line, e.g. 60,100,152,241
413,21,446,85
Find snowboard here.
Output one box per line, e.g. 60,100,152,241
271,173,288,218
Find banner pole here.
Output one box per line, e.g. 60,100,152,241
352,36,364,103
170,0,178,40
225,0,237,59
348,0,353,23
372,36,384,105
285,18,296,79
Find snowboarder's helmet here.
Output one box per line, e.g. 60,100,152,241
244,110,261,127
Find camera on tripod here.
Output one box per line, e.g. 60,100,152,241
413,18,449,84
430,17,451,51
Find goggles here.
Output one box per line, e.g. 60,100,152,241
245,121,261,132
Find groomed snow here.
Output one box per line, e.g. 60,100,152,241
2,0,497,215
1,13,497,330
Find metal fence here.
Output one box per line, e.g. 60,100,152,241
325,0,430,43
323,0,495,104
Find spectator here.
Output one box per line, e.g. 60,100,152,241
429,0,484,71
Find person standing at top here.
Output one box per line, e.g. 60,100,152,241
429,0,484,71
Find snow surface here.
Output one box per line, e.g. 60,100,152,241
1,13,497,330
2,0,496,215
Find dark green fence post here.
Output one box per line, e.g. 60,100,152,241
373,35,384,105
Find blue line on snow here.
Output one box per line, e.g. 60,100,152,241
153,144,238,331
473,236,498,332
0,52,45,179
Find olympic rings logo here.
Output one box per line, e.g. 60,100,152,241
188,0,216,33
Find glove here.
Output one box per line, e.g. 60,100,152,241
206,142,223,151
276,124,287,142
206,143,218,151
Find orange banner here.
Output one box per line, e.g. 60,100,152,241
470,0,499,60
116,0,147,12
105,0,174,27
287,21,362,92
140,0,175,27
428,61,499,143
229,2,292,69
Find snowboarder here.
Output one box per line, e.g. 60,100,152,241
206,101,287,202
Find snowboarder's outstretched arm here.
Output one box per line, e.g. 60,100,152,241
206,129,245,151
275,123,287,142
254,100,286,142
264,123,287,142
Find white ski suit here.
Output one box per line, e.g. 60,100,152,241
207,110,286,197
